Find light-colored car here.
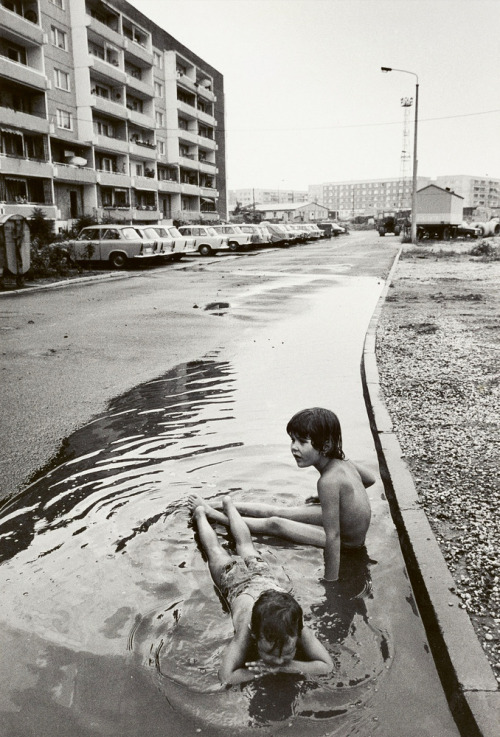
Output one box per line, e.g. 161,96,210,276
238,224,271,246
146,225,195,259
302,224,323,239
60,224,158,268
211,224,253,251
288,223,310,242
260,221,290,246
177,225,229,256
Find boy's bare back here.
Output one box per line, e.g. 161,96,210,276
318,459,371,548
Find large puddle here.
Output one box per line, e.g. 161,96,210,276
0,275,458,736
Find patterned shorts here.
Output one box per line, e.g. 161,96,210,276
219,555,288,606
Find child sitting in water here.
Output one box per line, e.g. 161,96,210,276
208,408,375,583
189,495,333,686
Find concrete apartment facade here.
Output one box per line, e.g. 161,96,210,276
309,177,432,219
434,175,500,210
228,188,308,210
0,0,226,230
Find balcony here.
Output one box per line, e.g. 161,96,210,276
131,207,160,222
96,170,131,187
97,206,131,220
200,186,218,198
1,58,47,90
177,100,197,118
0,6,43,45
53,163,97,184
199,160,218,174
123,38,152,66
179,183,199,195
94,134,129,154
198,136,216,151
89,56,127,85
176,73,197,93
0,107,49,133
91,94,127,120
0,202,58,219
127,108,154,129
196,85,216,103
178,129,199,146
132,175,158,191
0,154,52,178
179,154,199,170
86,15,125,49
158,179,181,194
129,140,156,160
126,75,154,98
197,108,217,126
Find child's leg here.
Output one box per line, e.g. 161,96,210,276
192,505,232,587
189,493,326,549
222,496,257,559
216,499,324,526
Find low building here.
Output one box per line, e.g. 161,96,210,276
252,201,330,222
228,188,308,209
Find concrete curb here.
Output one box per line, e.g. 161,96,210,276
361,249,499,737
0,271,131,297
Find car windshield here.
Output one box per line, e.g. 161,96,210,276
122,227,142,240
168,227,182,237
142,228,160,238
77,229,100,241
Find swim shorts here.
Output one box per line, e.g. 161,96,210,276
219,555,288,606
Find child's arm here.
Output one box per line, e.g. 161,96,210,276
317,475,341,582
218,626,256,686
351,461,376,488
246,627,333,677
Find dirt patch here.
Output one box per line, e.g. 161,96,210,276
376,243,500,685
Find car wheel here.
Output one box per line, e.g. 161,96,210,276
228,241,239,252
198,244,212,256
378,227,386,236
110,252,127,269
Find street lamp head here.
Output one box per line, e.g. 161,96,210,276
381,67,392,72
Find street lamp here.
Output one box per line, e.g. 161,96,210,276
381,66,419,243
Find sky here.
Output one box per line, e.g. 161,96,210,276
132,0,500,191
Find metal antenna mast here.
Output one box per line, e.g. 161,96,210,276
398,97,413,210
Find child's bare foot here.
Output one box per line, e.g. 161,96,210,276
188,493,229,525
188,493,206,513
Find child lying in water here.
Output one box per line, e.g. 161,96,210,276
189,495,333,686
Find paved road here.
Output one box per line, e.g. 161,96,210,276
0,231,399,502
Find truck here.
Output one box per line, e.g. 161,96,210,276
376,210,407,237
411,184,464,241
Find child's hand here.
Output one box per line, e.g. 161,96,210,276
245,661,281,676
305,495,320,505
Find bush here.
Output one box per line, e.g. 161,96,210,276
28,207,54,246
29,241,81,278
469,240,500,259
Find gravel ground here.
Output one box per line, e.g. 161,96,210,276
376,238,500,685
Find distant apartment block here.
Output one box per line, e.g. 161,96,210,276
309,177,432,219
228,188,308,209
0,0,226,228
434,175,500,210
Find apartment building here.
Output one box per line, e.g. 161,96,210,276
228,188,308,209
0,0,226,229
434,175,500,210
309,177,432,219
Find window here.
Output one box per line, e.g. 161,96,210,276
135,163,144,176
96,120,114,137
56,109,72,130
154,81,163,97
51,26,67,50
50,0,64,7
155,111,164,127
54,68,70,91
153,51,162,69
6,44,27,64
157,140,165,155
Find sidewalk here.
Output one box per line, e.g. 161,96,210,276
361,250,499,737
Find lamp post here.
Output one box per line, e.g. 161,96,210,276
381,67,419,243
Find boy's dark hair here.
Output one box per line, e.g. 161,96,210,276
251,590,303,650
286,407,345,459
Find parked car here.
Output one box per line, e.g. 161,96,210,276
177,225,229,256
135,225,178,261
146,225,195,259
259,223,288,247
60,224,158,268
302,224,323,239
238,224,271,246
288,224,310,242
456,222,481,239
212,224,253,251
